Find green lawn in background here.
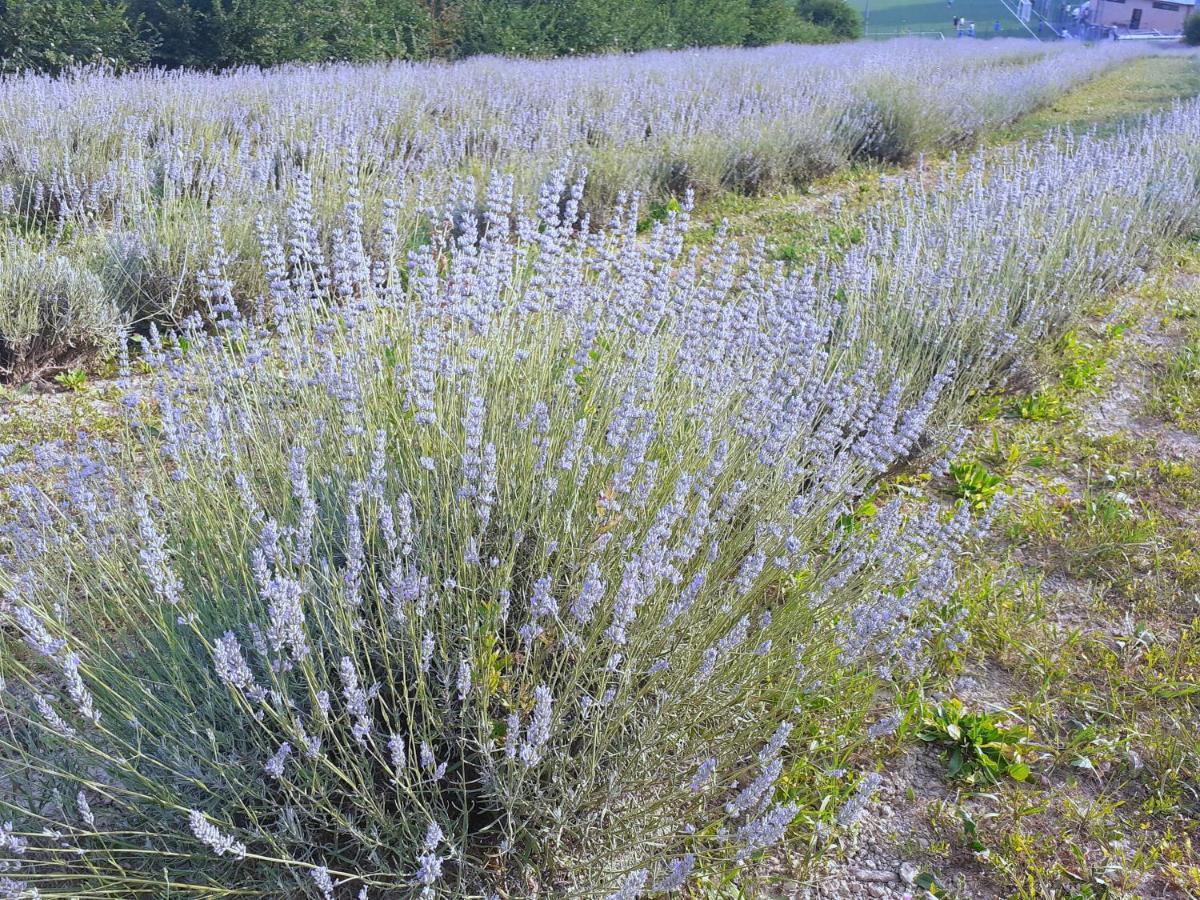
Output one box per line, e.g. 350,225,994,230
858,0,1046,38
995,54,1200,140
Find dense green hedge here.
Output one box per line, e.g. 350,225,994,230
0,0,862,72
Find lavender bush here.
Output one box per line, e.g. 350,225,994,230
2,91,1199,896
0,40,1142,376
0,238,119,379
0,178,979,898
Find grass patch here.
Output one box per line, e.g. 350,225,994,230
1152,324,1200,431
901,242,1200,898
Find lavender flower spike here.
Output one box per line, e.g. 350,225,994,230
188,811,247,860
605,869,648,900
837,772,883,827
310,866,336,900
519,684,554,767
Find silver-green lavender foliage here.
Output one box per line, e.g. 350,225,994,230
1,98,1198,899
0,239,120,379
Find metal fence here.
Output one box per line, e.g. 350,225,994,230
863,30,947,38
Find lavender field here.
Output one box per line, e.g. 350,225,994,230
0,39,1143,379
1,41,1198,899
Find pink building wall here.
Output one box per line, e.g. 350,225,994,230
1091,0,1192,30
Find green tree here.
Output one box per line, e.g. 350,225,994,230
133,0,431,69
4,0,869,71
299,0,432,61
455,0,548,55
0,0,147,71
666,0,752,46
1185,13,1200,44
132,0,289,68
457,0,669,56
743,0,793,45
793,0,860,38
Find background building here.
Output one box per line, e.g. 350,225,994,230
1081,0,1193,35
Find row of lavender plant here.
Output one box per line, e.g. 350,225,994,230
2,95,1198,896
0,39,1142,379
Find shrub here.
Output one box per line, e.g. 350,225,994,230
1184,13,1200,45
793,0,862,39
4,62,1199,900
96,229,191,328
0,240,120,380
0,0,148,74
0,173,983,896
847,91,923,163
93,204,223,330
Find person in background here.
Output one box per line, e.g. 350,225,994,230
994,18,1002,32
968,20,976,35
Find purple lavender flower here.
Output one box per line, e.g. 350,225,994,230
528,576,557,620
413,821,447,897
13,605,64,658
310,865,335,900
654,854,695,892
264,742,292,780
456,658,472,701
724,756,783,818
605,869,648,900
77,791,95,828
689,757,717,793
62,652,100,725
735,801,798,860
188,811,246,860
836,772,883,827
263,575,309,662
134,494,183,606
868,713,902,739
389,733,406,769
759,722,793,763
212,632,256,694
420,631,435,673
519,685,553,767
339,656,373,746
570,564,605,626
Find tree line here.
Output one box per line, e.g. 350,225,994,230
0,0,862,72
